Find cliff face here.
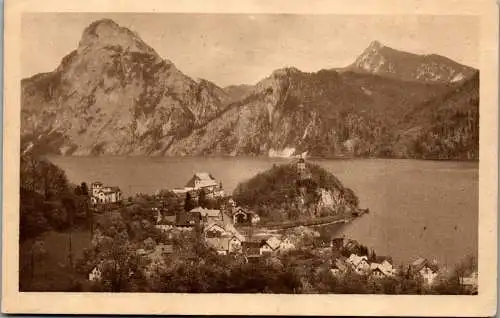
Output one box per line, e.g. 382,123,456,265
21,19,227,156
21,19,479,160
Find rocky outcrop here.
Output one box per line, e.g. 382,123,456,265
232,162,359,221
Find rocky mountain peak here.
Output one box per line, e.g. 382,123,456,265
348,41,476,84
21,19,231,156
367,40,384,51
271,67,302,78
77,18,156,57
352,41,389,74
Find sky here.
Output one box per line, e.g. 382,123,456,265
22,13,479,87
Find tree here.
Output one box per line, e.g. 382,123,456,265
40,160,70,199
75,182,93,237
198,188,208,208
98,238,137,292
20,155,70,199
80,182,89,196
74,186,82,196
43,201,68,230
20,188,51,240
62,195,76,268
184,192,195,212
20,154,40,193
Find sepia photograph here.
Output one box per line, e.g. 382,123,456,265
2,0,498,316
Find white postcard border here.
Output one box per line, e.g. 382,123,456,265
2,0,498,316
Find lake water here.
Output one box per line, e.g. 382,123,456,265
47,156,478,268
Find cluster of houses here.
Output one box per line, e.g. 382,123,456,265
330,253,397,280
203,222,298,258
153,204,260,231
153,171,261,230
149,172,298,258
329,240,478,292
87,170,478,294
153,195,292,257
330,237,442,285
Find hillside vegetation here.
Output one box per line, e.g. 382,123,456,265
233,162,359,222
394,72,479,160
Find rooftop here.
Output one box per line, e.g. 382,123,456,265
195,172,215,180
265,236,281,250
347,254,369,267
190,207,221,218
411,257,439,272
185,172,218,188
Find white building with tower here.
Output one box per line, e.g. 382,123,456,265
172,172,224,198
91,181,123,205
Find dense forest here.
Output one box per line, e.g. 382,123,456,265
19,154,93,240
19,154,98,291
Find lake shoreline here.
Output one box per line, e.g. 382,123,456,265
43,154,479,163
44,156,478,268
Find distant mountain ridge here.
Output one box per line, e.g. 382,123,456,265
345,40,476,84
21,19,479,160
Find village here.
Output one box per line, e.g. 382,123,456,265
85,159,478,294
